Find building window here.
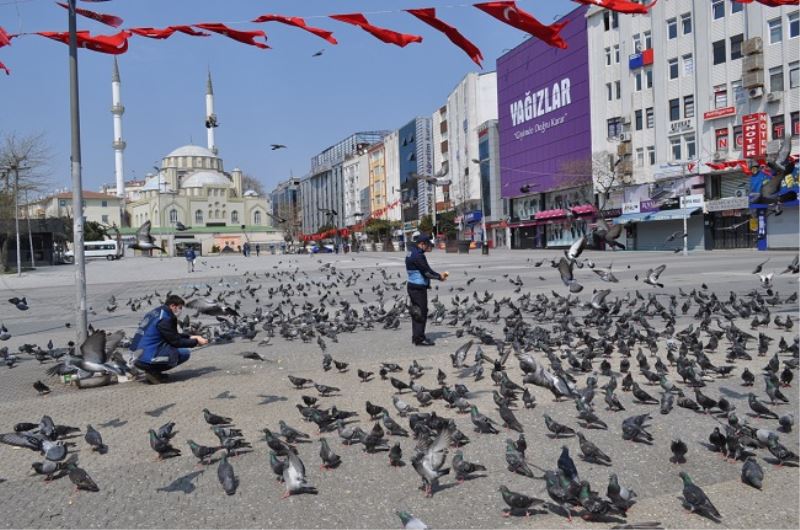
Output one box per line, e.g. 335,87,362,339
169,209,177,223
668,58,679,79
644,31,651,49
632,33,642,53
730,34,744,60
770,66,784,92
769,18,782,44
771,115,785,139
733,125,743,149
101,200,108,207
684,95,695,118
682,53,694,76
647,146,655,165
713,0,724,19
714,85,728,108
195,210,203,224
732,79,743,102
101,214,109,224
712,40,726,65
613,45,620,63
685,135,696,159
635,71,643,91
667,18,677,39
645,67,653,88
792,111,800,136
254,211,262,225
635,109,643,130
646,107,654,128
669,98,680,121
731,0,743,13
615,80,621,99
607,117,623,138
605,47,612,65
635,148,644,167
612,12,619,29
603,11,611,31
59,199,67,208
715,128,729,151
790,61,799,88
606,82,613,101
671,138,682,161
790,12,799,38
681,13,692,34
231,211,239,224
214,209,220,218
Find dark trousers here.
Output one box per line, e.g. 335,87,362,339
407,286,428,342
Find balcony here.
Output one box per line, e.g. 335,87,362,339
111,104,125,115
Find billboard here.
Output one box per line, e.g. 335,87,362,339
497,5,591,199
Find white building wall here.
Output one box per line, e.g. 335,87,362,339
342,152,369,226
383,131,402,222
588,1,799,190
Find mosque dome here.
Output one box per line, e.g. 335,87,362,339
165,145,218,158
141,173,169,191
243,189,259,197
181,170,232,188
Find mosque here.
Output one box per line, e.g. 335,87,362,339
110,60,280,256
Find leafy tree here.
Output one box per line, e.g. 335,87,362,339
418,214,433,235
436,210,458,241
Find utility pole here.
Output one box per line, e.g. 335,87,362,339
24,188,35,269
68,0,88,344
13,166,21,277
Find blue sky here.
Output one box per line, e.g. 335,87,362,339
1,0,574,193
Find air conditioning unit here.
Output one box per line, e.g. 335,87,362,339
742,54,764,72
621,117,631,125
620,173,634,184
620,132,632,142
713,151,725,161
766,91,782,102
619,160,634,174
617,142,632,156
743,70,764,88
743,37,763,56
749,87,764,99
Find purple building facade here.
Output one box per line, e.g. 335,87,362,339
496,6,593,249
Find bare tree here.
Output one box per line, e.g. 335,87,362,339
0,132,51,272
557,152,622,212
241,173,266,196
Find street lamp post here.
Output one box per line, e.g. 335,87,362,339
471,158,490,252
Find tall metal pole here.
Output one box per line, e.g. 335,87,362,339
68,0,88,344
13,167,21,277
24,189,35,268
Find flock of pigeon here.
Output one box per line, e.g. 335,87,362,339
0,243,799,528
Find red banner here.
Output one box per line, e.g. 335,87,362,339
299,199,401,241
742,113,767,159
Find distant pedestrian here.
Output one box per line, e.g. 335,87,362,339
185,247,196,273
255,243,260,257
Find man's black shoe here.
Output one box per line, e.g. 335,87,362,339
414,338,435,346
144,371,169,384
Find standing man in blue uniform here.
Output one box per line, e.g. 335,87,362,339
406,234,448,346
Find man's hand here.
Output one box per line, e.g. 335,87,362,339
441,271,449,281
193,335,209,346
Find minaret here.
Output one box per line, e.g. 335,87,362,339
205,70,218,155
111,57,126,199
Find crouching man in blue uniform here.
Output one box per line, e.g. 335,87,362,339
129,295,208,384
406,233,448,346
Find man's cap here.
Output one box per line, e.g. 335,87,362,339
417,233,433,244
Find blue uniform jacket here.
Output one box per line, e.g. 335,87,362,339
129,305,197,365
406,246,441,289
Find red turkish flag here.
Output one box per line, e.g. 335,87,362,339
474,1,568,49
0,60,9,75
406,8,483,67
705,160,752,175
169,26,210,37
38,30,130,54
252,14,337,44
193,23,269,49
129,27,177,39
56,2,123,28
572,0,657,14
0,26,11,48
733,0,799,6
329,13,422,47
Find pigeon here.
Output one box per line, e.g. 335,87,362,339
565,235,587,261
498,404,524,433
187,440,221,464
499,485,545,517
544,415,575,438
84,425,107,454
396,511,428,530
270,144,287,150
679,472,721,520
747,393,778,419
203,409,232,426
67,460,99,492
557,257,584,293
741,457,763,489
392,396,417,416
607,473,637,512
33,380,50,395
174,221,190,231
217,455,237,495
282,450,318,497
558,445,579,481
576,432,611,465
470,405,499,434
779,413,794,433
389,442,404,467
752,258,770,274
670,439,688,464
288,375,312,388
452,450,486,482
127,221,166,253
8,296,28,311
766,434,799,465
411,426,452,497
318,437,341,470
643,264,667,288
149,429,181,460
279,420,310,444
357,369,373,382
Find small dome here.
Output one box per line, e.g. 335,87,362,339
243,189,259,197
165,145,218,159
182,170,231,188
141,173,169,191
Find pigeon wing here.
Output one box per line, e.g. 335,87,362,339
80,331,107,364
557,258,574,286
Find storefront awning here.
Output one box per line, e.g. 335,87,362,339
571,204,597,216
643,207,701,222
534,208,568,220
612,212,652,224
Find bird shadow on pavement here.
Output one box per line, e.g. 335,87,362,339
156,470,204,494
718,387,747,399
256,394,288,405
144,403,176,417
168,366,220,382
762,456,799,467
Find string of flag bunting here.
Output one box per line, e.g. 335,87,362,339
0,0,796,75
299,199,402,242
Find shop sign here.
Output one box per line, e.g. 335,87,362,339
680,194,705,209
703,107,736,120
640,199,660,212
706,196,749,212
742,113,767,159
622,202,640,214
668,118,694,135
599,208,622,218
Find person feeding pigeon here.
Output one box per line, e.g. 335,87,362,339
406,233,448,346
129,295,208,384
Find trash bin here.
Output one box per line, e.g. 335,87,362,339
482,243,489,255
457,240,470,254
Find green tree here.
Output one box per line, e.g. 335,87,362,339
365,218,391,242
418,214,433,235
437,210,458,241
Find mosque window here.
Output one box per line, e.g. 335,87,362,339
169,209,178,224
254,211,261,225
215,209,220,218
231,211,239,223
195,210,203,224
